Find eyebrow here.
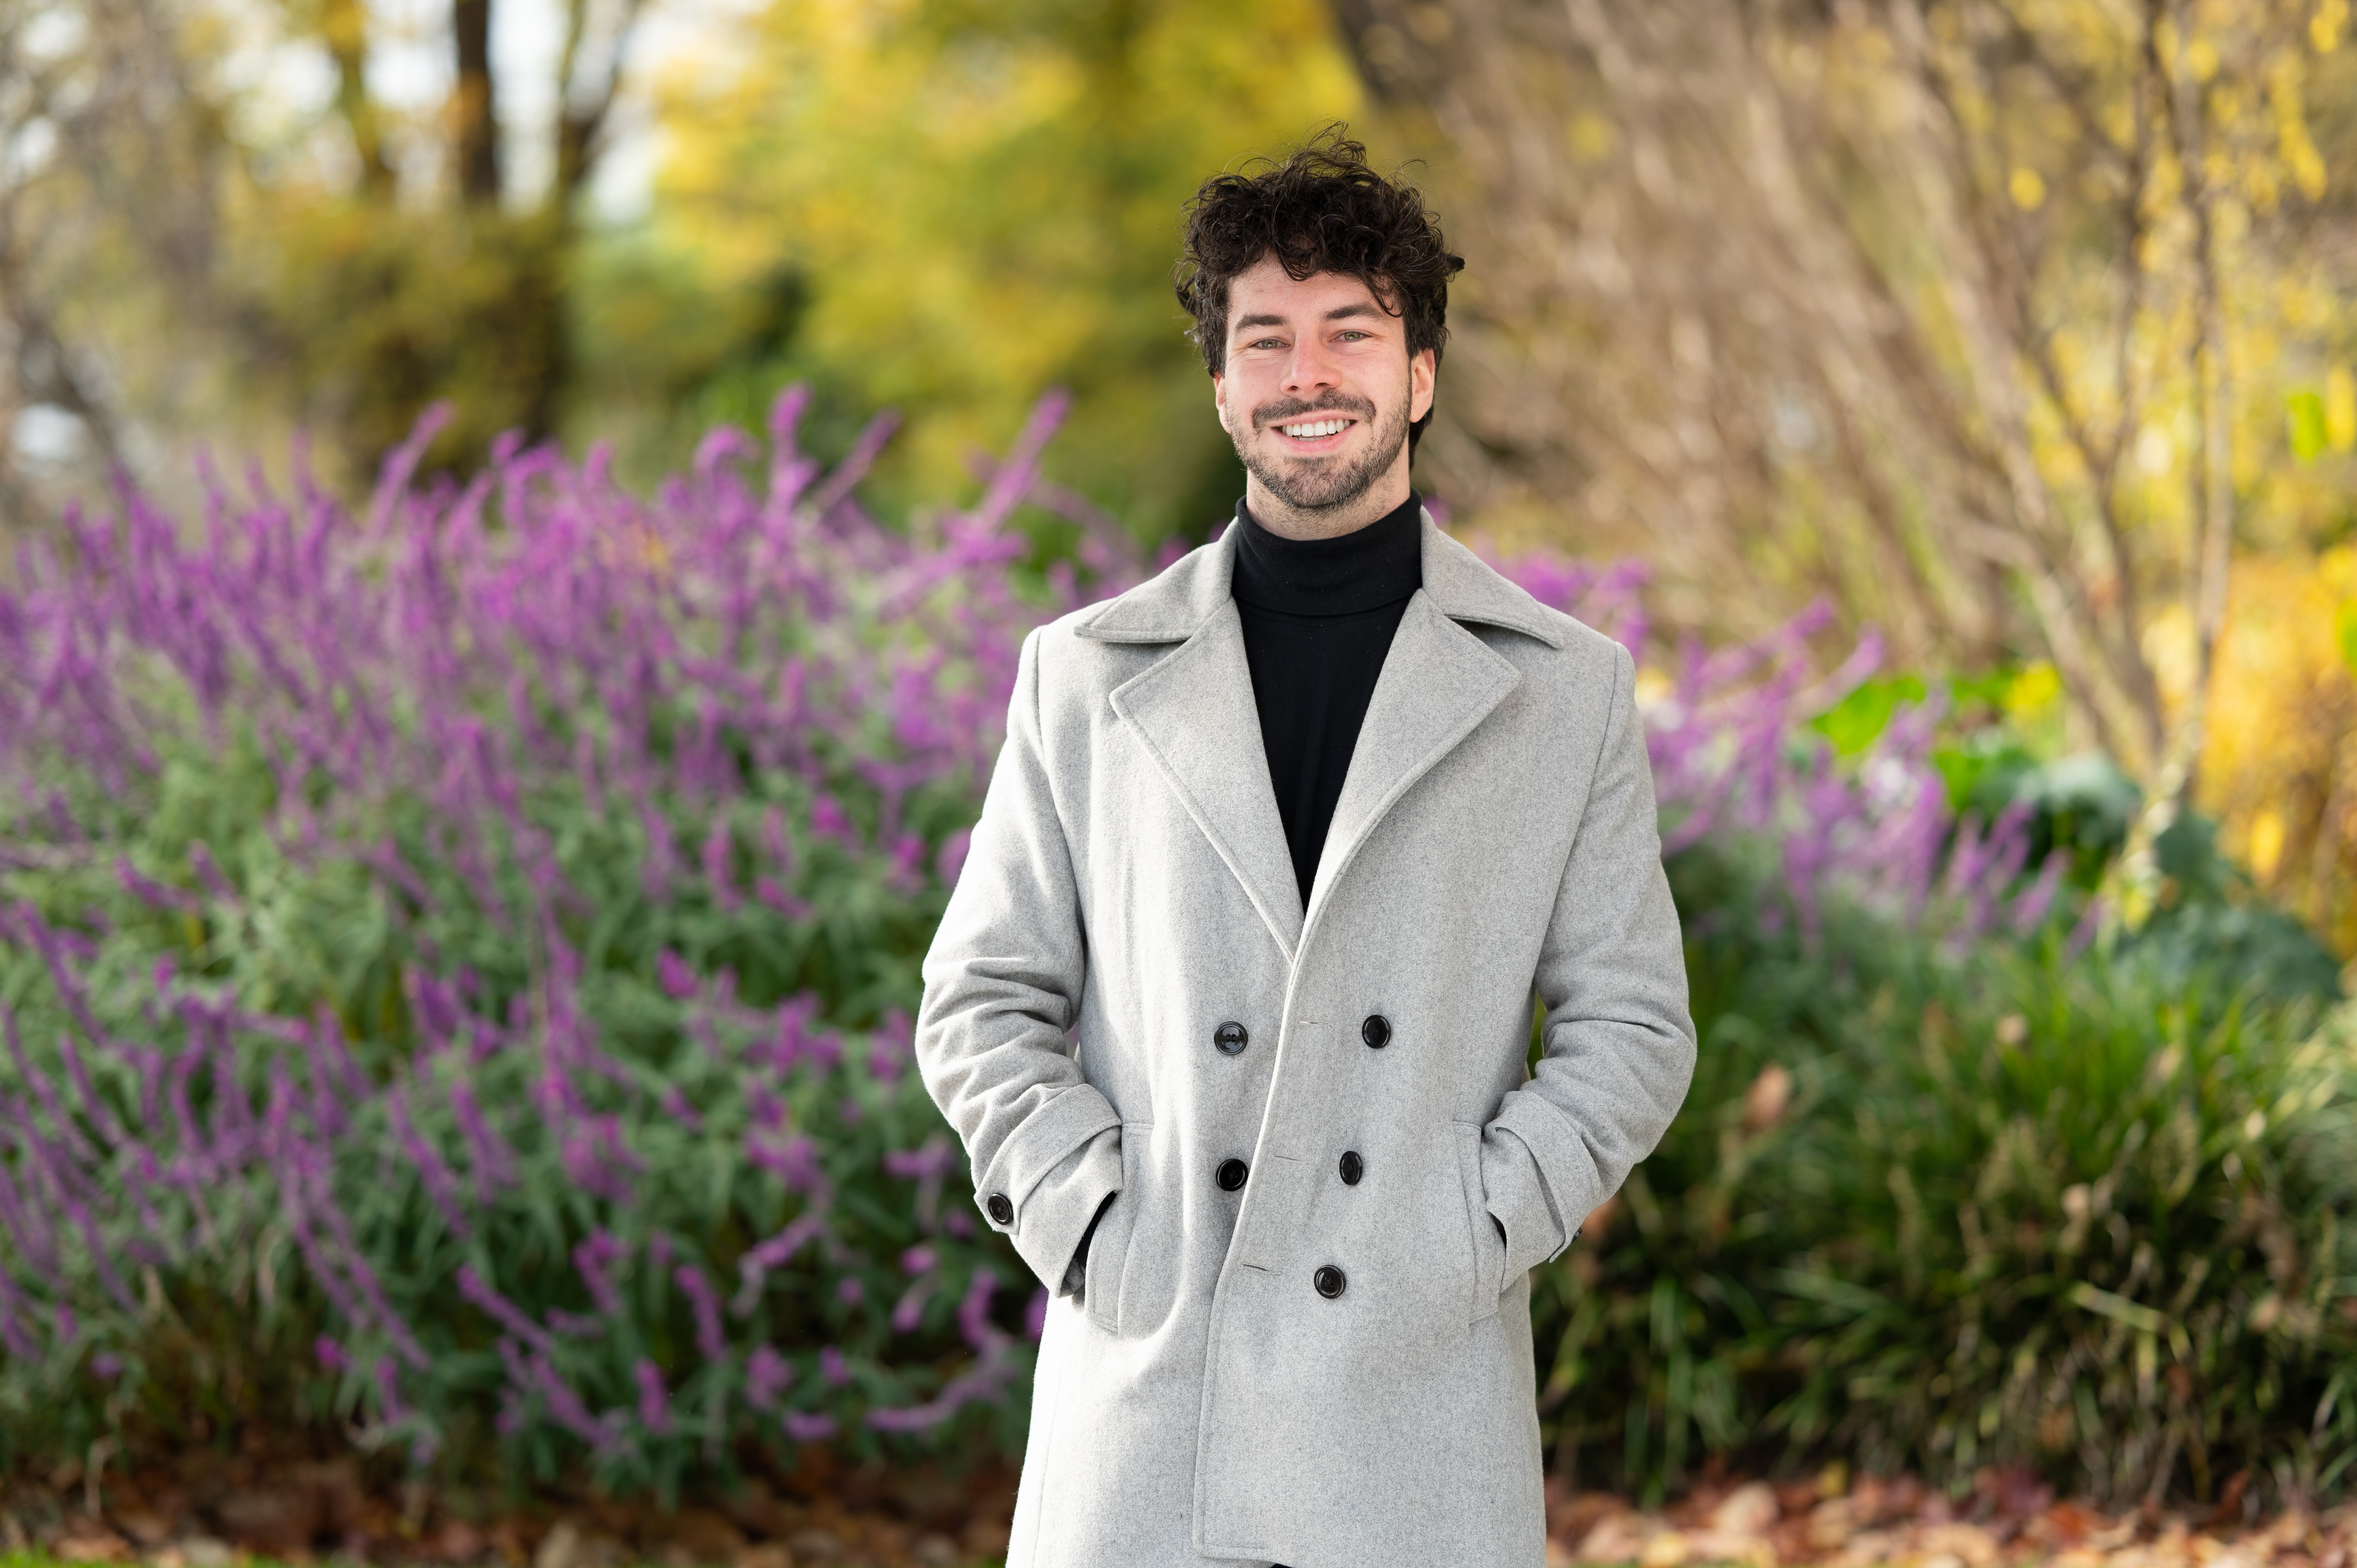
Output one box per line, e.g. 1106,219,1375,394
1231,302,1388,335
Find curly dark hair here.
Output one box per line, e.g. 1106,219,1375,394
1175,126,1463,451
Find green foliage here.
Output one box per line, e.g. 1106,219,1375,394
249,201,573,484
2293,391,2332,465
2134,817,2347,1006
1808,676,1928,758
1533,840,2357,1508
633,0,1363,541
0,411,1074,1488
0,722,1021,1489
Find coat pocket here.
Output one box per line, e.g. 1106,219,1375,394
1454,1120,1507,1325
1081,1121,1150,1334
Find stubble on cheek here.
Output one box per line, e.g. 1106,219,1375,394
1228,380,1411,514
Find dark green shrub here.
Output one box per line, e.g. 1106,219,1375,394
1535,839,2357,1507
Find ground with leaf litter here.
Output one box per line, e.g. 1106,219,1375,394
1551,1470,2350,1568
2,1458,2345,1568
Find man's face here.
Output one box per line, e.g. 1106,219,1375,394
1212,256,1436,517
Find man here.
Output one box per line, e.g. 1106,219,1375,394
915,132,1696,1568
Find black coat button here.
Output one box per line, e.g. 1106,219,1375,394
1213,1021,1249,1055
985,1193,1013,1225
1360,1014,1391,1049
1313,1264,1347,1299
1339,1151,1364,1186
1216,1158,1248,1192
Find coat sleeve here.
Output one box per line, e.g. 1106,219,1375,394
916,627,1124,1296
1481,640,1696,1281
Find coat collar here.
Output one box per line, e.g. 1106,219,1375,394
1072,510,1566,652
1096,510,1552,965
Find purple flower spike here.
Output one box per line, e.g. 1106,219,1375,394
634,1358,672,1432
781,1410,837,1442
574,1230,627,1315
657,949,699,999
458,1265,555,1354
746,1345,794,1410
675,1263,726,1361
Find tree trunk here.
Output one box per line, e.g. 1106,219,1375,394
453,0,500,204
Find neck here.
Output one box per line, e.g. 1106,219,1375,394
1243,454,1414,541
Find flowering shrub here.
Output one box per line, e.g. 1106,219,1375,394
0,384,2326,1503
0,390,1122,1484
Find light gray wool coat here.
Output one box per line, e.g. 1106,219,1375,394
915,516,1697,1568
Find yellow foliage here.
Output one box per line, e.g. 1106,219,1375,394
2327,367,2356,449
2198,553,2357,950
645,0,1362,539
2315,0,2350,53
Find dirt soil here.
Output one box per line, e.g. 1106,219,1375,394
4,1455,2347,1568
0,1448,1018,1568
1550,1469,2357,1568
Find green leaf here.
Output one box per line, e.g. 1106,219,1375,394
2291,389,2330,462
1808,675,1928,758
2066,1280,2165,1334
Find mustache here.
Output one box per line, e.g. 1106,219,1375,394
1252,394,1376,429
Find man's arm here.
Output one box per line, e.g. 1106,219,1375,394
1482,641,1697,1280
916,627,1122,1296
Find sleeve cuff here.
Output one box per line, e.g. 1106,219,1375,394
1482,1097,1603,1278
980,1123,1123,1292
973,1082,1118,1218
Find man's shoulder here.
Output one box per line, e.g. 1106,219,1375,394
1518,603,1633,675
1416,525,1631,683
1024,535,1227,673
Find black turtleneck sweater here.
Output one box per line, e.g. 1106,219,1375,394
1230,491,1425,904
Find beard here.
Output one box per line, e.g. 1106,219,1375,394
1228,380,1412,514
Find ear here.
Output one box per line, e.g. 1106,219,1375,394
1408,348,1436,425
1212,369,1228,424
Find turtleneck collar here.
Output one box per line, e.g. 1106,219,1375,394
1228,490,1424,617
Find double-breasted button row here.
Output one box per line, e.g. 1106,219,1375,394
1212,1017,1389,1053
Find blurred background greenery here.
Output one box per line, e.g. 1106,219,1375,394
21,0,2357,1519
11,0,2357,943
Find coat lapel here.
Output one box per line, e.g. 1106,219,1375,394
1303,588,1522,931
1078,513,1562,965
1097,532,1306,963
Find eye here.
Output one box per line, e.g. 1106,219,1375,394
1247,337,1285,350
1336,330,1370,342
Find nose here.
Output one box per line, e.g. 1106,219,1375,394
1281,334,1341,396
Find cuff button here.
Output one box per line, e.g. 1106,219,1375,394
985,1193,1014,1225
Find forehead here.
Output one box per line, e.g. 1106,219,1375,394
1224,256,1392,330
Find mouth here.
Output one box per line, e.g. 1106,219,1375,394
1267,415,1357,454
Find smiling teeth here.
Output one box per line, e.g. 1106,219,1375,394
1281,419,1349,439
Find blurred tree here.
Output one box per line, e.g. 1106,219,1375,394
629,0,1362,545
0,0,642,510
0,0,236,517
1335,0,2357,808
